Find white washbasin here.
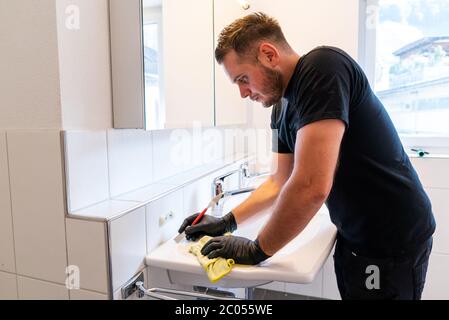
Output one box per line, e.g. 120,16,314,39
146,186,337,288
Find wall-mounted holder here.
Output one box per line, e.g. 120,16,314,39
135,282,241,300
121,271,145,299
411,148,430,157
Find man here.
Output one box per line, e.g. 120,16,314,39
178,12,435,300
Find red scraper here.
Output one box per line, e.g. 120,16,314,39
174,192,224,243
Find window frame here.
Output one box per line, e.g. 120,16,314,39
358,0,449,153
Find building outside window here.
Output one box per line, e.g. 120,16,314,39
362,0,449,151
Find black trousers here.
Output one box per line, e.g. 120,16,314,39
333,235,433,300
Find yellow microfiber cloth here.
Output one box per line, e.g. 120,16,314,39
188,235,235,283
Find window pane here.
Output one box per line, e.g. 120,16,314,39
375,0,449,135
143,23,163,129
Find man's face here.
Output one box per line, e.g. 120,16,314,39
222,50,284,108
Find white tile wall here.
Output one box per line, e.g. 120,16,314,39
408,157,449,299
7,131,67,284
234,127,249,157
221,127,237,158
107,129,153,197
68,199,141,221
64,131,110,212
422,254,449,300
151,129,189,182
146,189,184,252
0,132,15,273
17,276,69,300
151,127,234,181
201,127,225,165
113,288,123,300
109,207,146,291
285,269,323,298
114,183,177,203
322,248,341,300
69,289,108,300
0,271,18,299
411,157,449,189
426,188,449,255
66,218,109,293
221,126,247,159
182,175,213,216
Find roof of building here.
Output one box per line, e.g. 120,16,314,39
393,36,449,56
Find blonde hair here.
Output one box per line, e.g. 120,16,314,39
215,12,291,64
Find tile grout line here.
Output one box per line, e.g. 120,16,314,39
59,131,71,299
144,205,148,258
4,132,19,299
104,129,114,299
149,130,155,185
105,130,113,200
61,131,73,214
7,271,108,296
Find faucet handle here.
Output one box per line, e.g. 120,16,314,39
240,162,251,179
214,179,224,196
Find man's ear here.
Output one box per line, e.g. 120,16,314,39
257,43,280,67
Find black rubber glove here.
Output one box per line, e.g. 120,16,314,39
178,212,237,241
201,236,271,265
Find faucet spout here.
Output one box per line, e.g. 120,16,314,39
210,186,255,217
223,186,256,198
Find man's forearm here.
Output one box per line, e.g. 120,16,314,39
231,176,283,224
257,178,326,256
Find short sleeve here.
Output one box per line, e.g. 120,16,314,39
292,50,351,132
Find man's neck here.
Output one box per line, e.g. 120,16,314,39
281,53,301,95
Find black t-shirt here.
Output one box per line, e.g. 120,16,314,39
271,46,435,256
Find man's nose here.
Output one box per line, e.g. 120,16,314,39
238,85,250,99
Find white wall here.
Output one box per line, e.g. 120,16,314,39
249,0,360,128
0,0,113,130
163,0,215,128
245,0,360,160
0,0,112,299
56,0,113,130
411,157,449,300
0,0,62,129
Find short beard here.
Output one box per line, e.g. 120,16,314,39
259,63,284,108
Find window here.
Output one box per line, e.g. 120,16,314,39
143,22,163,129
362,0,449,150
143,3,165,130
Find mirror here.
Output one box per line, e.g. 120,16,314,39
213,0,250,126
110,0,247,130
110,0,214,130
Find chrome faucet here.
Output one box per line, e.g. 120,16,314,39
210,162,258,216
210,185,256,217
